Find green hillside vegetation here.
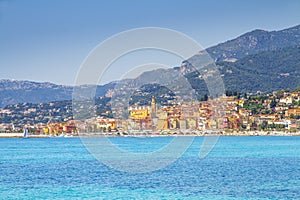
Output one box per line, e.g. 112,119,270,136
219,45,300,93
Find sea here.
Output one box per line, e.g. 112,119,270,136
0,136,299,199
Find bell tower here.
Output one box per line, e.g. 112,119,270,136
151,96,157,118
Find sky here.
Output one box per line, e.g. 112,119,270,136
0,0,300,85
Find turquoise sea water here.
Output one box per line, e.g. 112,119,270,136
0,136,300,199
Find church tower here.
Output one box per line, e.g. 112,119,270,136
151,95,157,118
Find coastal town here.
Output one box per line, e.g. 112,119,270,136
1,88,300,137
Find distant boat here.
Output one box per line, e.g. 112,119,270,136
58,133,65,137
23,128,28,138
64,134,73,138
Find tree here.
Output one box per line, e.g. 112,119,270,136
261,121,268,130
290,114,295,119
200,94,208,101
270,99,276,108
226,90,233,96
251,108,258,115
203,94,208,101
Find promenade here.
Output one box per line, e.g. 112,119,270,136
1,131,300,138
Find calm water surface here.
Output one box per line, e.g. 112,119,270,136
0,136,299,199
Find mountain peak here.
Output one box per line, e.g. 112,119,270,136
245,29,268,34
206,24,300,62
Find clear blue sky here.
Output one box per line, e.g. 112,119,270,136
0,0,300,85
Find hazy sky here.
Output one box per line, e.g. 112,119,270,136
1,0,300,85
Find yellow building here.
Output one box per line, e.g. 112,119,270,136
130,109,150,120
157,119,168,130
236,99,245,107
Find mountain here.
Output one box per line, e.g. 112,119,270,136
179,44,300,97
0,80,115,107
121,25,300,99
0,80,71,107
217,44,300,93
206,24,300,62
123,43,300,98
1,24,300,107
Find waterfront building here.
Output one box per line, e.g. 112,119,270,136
285,108,300,117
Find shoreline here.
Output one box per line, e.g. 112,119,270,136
1,131,300,138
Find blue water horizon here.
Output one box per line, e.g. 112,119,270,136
1,136,299,199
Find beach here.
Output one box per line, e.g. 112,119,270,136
1,131,300,138
0,133,52,138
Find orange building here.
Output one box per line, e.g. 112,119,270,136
285,108,300,117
